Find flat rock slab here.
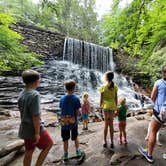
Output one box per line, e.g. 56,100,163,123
49,152,86,166
7,115,166,166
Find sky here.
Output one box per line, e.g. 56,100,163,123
32,0,132,19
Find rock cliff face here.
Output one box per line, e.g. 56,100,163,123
113,49,151,92
10,23,65,60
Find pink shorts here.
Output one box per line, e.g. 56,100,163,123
118,121,126,128
24,130,53,150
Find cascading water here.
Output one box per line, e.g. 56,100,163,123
0,38,152,114
63,37,114,72
63,37,153,112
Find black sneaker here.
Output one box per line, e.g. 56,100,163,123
103,143,107,148
110,143,114,149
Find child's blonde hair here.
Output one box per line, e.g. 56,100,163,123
82,92,89,102
119,97,126,106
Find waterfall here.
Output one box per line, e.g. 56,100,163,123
62,37,153,111
63,37,114,72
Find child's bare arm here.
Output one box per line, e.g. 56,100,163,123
100,93,103,109
114,109,119,116
76,109,81,116
88,102,91,113
32,114,40,143
115,91,118,107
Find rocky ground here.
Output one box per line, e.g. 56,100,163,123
0,60,164,165
1,112,165,166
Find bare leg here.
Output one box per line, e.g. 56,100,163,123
109,122,114,144
119,132,122,141
122,128,127,143
118,124,123,142
119,131,122,144
85,119,88,128
104,112,108,144
104,122,108,144
83,120,85,128
75,137,79,149
35,142,53,166
145,122,151,140
64,140,68,153
108,111,114,144
148,119,161,156
24,149,34,166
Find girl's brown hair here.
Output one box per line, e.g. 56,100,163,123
105,71,114,89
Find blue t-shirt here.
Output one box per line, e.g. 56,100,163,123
60,94,81,130
154,79,166,113
18,89,44,139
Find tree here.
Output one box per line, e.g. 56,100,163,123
99,0,166,86
0,0,100,43
0,13,43,72
99,0,166,55
0,0,41,24
42,0,99,43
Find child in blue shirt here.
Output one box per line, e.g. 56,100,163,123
60,79,83,161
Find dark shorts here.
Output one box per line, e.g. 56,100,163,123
152,109,164,125
24,130,53,150
61,125,78,141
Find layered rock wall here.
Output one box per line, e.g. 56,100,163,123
10,23,65,60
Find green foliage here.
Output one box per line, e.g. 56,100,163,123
0,0,40,24
0,0,99,43
100,0,166,54
0,13,43,72
99,0,166,86
42,0,99,43
139,47,166,84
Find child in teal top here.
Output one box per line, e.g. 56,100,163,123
117,97,127,145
